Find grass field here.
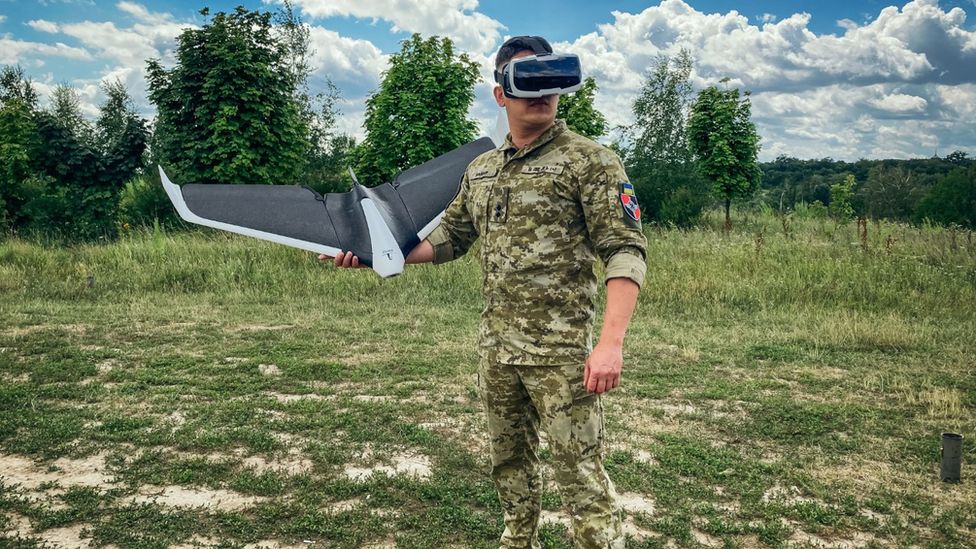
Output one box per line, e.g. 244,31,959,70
1,212,974,548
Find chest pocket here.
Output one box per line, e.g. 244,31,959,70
490,187,509,224
467,167,498,230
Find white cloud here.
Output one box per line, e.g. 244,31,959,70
8,0,975,160
27,19,62,33
116,2,175,25
14,3,192,122
307,25,387,86
286,0,504,53
0,37,92,64
868,92,928,114
0,16,7,25
554,0,976,159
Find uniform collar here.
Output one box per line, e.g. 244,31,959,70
501,120,567,158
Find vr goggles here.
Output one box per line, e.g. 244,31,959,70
495,53,583,99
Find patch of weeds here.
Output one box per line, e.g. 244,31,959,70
395,503,499,548
737,398,869,445
753,517,791,546
230,470,285,497
696,503,749,536
281,506,383,547
0,535,45,548
652,508,692,542
209,511,261,543
786,500,844,528
168,456,236,488
97,415,156,439
30,485,108,530
88,503,199,548
1,406,85,458
539,522,573,548
747,343,805,362
541,490,562,510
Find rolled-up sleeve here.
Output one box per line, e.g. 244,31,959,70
428,172,478,264
577,149,647,288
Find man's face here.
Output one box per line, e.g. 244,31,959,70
494,50,559,128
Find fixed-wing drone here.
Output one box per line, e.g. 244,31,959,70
160,137,495,277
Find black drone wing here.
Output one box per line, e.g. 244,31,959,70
161,137,495,277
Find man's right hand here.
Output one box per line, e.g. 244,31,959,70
320,251,364,268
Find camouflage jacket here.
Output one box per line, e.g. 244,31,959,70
427,120,647,366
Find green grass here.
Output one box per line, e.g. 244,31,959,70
1,211,974,548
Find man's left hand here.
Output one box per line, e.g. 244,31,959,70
585,343,623,394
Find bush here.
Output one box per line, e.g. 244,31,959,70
659,185,710,227
913,166,975,229
793,200,828,220
117,174,179,228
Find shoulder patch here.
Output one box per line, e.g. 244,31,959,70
521,164,564,175
619,182,641,224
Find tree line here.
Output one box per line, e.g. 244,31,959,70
1,5,972,241
758,152,974,227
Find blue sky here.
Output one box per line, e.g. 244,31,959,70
2,0,975,160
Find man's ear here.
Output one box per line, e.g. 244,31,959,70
492,85,506,107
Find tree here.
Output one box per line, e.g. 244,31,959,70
96,79,149,187
688,82,761,230
49,84,93,144
0,98,40,228
355,34,480,184
0,65,39,109
147,6,309,186
624,50,709,226
828,174,855,220
945,150,969,165
913,165,976,228
556,77,607,139
858,164,927,221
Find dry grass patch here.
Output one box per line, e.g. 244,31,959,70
809,456,976,512
130,484,265,512
342,444,433,482
787,528,881,548
0,452,115,491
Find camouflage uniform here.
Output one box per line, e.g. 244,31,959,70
427,120,646,548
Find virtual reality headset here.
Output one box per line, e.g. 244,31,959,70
494,53,583,99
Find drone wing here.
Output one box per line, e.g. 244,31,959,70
160,137,495,277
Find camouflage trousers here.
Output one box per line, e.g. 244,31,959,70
478,358,625,548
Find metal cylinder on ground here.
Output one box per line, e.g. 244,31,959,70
940,432,963,482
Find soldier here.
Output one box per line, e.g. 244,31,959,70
328,35,646,548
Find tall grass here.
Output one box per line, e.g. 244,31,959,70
3,211,971,319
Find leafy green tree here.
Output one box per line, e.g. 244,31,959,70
0,65,39,109
14,81,149,238
147,6,308,186
828,174,855,220
913,165,975,228
688,81,761,230
0,98,40,228
49,84,93,145
306,134,357,194
556,77,607,139
355,34,480,184
96,80,149,191
945,150,969,165
624,50,709,226
858,164,928,221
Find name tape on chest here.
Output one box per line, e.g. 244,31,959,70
470,168,499,180
521,164,564,175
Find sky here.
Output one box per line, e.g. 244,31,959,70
1,0,975,161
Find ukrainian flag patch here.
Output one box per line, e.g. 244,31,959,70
619,182,641,223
